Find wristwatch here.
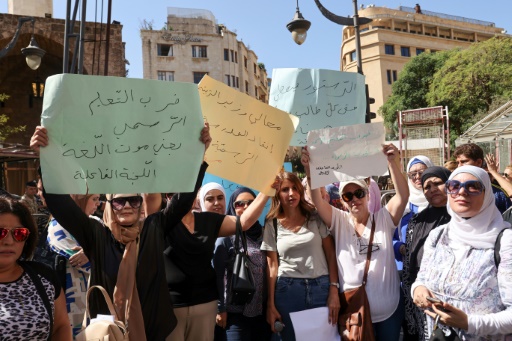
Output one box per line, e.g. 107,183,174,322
329,282,340,288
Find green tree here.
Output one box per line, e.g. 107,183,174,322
379,50,455,138
427,37,512,145
0,94,26,141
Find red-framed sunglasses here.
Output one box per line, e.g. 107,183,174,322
0,227,30,242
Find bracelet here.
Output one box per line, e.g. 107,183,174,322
329,282,340,288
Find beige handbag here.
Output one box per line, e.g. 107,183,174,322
75,285,129,341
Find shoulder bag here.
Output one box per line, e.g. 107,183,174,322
338,215,376,341
229,216,256,305
429,314,461,341
75,285,129,341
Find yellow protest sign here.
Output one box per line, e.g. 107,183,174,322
199,76,299,195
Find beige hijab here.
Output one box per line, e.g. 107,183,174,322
103,194,146,341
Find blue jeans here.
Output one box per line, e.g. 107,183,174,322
274,275,330,341
373,289,404,341
225,313,271,341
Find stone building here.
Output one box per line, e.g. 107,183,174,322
341,4,508,119
0,0,126,194
141,7,269,102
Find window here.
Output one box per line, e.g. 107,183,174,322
401,46,411,57
234,52,238,63
350,51,357,62
236,77,239,88
416,48,425,55
384,44,394,55
225,75,231,86
157,71,175,81
387,70,398,84
193,72,208,84
192,45,207,58
231,75,236,87
157,44,173,56
392,70,398,82
254,86,258,97
245,81,249,93
386,70,392,85
230,50,234,62
224,49,229,61
244,56,248,68
254,63,257,74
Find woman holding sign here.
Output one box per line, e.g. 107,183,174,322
302,144,409,340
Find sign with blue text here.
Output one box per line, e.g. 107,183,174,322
269,68,366,146
40,74,204,194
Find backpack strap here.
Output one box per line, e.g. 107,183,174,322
22,262,53,341
495,228,507,267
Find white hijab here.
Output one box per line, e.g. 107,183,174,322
405,155,434,214
199,182,226,212
447,165,510,248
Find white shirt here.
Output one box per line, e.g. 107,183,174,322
331,206,400,322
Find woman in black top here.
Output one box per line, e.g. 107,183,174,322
31,124,212,340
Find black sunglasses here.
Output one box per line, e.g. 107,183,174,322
233,200,253,209
445,180,484,196
108,196,143,211
341,188,367,203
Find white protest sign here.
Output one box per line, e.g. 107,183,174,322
308,122,388,189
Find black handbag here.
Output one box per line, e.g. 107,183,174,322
430,315,461,341
229,216,256,305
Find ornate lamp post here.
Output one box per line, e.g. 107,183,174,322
0,17,46,70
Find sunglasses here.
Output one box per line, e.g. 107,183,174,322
0,227,30,242
445,180,484,196
233,200,253,209
407,171,424,179
503,173,511,178
108,196,143,211
341,188,367,202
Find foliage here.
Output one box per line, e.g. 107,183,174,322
139,19,154,30
427,37,512,146
379,50,455,138
0,94,26,141
258,62,266,72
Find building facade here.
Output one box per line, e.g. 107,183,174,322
141,7,269,102
341,4,507,119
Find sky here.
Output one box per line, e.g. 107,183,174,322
2,0,511,79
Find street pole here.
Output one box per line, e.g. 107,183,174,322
352,0,363,75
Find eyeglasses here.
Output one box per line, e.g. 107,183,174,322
341,188,367,203
233,200,253,209
445,180,484,196
0,227,30,242
407,171,424,179
503,173,511,178
108,196,143,211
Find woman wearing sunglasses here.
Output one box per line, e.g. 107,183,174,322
412,165,512,339
0,197,71,340
47,193,101,337
166,181,277,341
31,123,214,340
302,144,409,340
262,171,340,341
213,187,271,341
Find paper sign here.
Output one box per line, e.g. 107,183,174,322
289,307,340,341
199,76,298,196
269,68,366,146
308,122,388,189
202,173,270,225
40,74,204,194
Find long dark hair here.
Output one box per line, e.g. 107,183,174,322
266,172,315,220
0,197,38,259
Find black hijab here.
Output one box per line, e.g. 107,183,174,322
226,187,263,241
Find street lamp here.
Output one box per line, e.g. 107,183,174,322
0,17,46,70
287,0,311,45
286,0,375,122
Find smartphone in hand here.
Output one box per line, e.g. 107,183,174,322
426,296,443,304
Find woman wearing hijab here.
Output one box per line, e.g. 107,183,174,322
394,156,434,271
165,182,278,341
401,166,451,340
32,124,213,340
213,187,271,341
412,165,512,340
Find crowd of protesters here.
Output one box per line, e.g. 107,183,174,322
0,120,511,341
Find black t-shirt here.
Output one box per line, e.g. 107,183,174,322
164,211,225,307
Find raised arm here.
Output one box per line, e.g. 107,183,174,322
301,147,334,227
218,191,270,237
384,144,409,226
486,154,512,197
